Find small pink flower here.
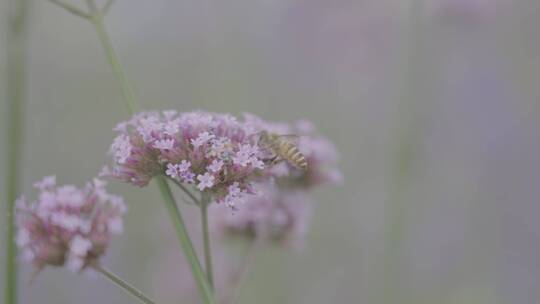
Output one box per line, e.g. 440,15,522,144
207,159,224,173
110,134,131,164
153,139,175,151
165,163,180,178
196,172,215,191
70,236,92,256
33,175,56,190
232,144,262,168
191,131,215,148
180,171,195,184
178,160,191,172
164,120,180,136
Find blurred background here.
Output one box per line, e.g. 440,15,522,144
1,0,540,303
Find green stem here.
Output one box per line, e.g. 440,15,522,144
84,3,214,302
169,177,200,205
93,264,156,304
49,1,215,302
88,3,137,115
223,238,263,304
49,0,91,18
381,1,424,304
155,176,215,304
4,1,29,304
200,193,214,289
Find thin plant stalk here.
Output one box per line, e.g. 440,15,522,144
381,1,425,304
93,263,156,304
86,8,215,304
4,1,29,304
86,1,137,115
169,177,200,205
223,238,263,304
46,1,215,303
155,176,215,304
200,193,214,289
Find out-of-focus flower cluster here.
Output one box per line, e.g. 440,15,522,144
210,117,341,247
103,111,277,208
280,119,342,188
211,183,312,249
16,176,126,273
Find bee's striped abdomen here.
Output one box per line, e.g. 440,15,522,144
280,141,308,171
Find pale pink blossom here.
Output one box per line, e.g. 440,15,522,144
211,183,312,249
15,176,127,273
178,160,191,172
165,163,180,178
196,172,215,191
153,139,175,151
191,131,215,148
207,159,224,173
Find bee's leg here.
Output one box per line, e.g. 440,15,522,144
270,155,284,165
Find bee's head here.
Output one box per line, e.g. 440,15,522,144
258,130,270,143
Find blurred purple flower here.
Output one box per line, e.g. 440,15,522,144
210,183,312,249
16,176,127,274
207,117,340,247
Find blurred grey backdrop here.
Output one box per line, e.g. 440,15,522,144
2,0,540,303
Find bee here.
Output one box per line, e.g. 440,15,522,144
258,130,308,171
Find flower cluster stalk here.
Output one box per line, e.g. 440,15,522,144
93,263,156,304
4,1,29,303
382,1,425,304
200,193,214,289
156,177,215,303
89,12,137,114
46,1,215,303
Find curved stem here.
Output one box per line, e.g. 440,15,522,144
102,0,116,14
88,1,137,115
155,176,215,304
48,0,90,19
4,1,29,303
82,3,213,303
223,238,263,304
200,194,214,289
382,1,424,303
169,177,200,205
93,264,155,304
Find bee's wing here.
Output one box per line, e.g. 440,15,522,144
278,134,300,143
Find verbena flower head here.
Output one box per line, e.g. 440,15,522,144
210,183,312,248
103,110,274,208
16,176,127,274
208,118,340,247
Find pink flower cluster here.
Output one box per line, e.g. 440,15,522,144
103,111,274,208
210,118,341,246
16,176,126,273
211,183,312,248
102,110,341,246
